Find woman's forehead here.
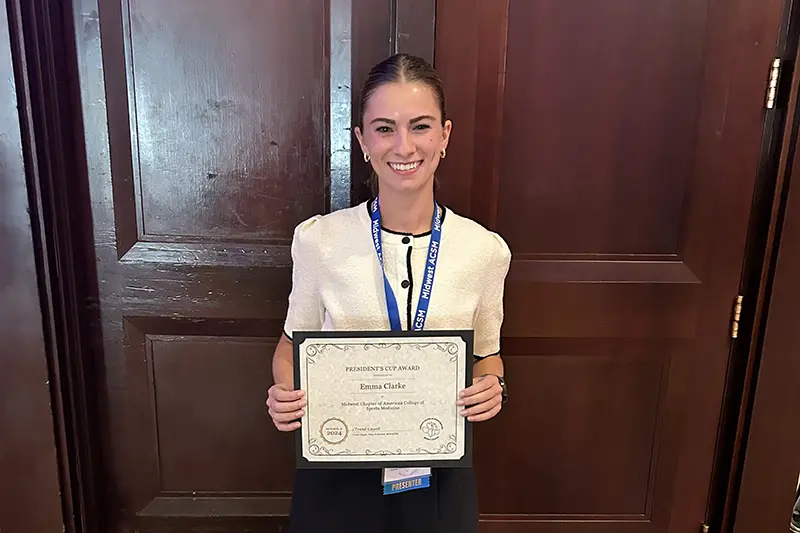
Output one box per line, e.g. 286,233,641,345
364,82,441,120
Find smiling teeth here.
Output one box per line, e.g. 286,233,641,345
390,161,420,171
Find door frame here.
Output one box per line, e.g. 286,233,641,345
1,0,66,531
10,0,799,532
705,0,800,530
719,0,800,526
731,115,800,533
5,0,102,531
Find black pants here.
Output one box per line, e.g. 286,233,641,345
289,467,478,533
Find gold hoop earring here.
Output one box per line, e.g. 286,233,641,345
440,148,447,159
364,152,370,163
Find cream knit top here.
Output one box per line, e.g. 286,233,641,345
283,199,512,357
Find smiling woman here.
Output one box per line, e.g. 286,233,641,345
266,53,511,533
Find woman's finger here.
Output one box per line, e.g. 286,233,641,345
270,408,305,423
460,394,502,417
457,375,496,399
274,420,302,432
457,383,501,406
270,386,305,402
269,397,307,413
467,404,502,423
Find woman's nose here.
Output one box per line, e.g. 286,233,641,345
394,130,414,156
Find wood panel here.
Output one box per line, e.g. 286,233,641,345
0,2,64,531
135,327,291,492
434,0,784,531
104,0,327,259
477,352,668,516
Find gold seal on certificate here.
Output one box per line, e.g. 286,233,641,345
292,330,474,468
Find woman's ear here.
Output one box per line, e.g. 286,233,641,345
354,125,366,154
442,119,453,151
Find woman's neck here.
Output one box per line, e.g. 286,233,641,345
377,188,436,235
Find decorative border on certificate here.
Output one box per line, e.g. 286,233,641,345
292,330,474,469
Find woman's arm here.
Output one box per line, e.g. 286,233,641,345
266,334,305,431
272,333,295,387
473,353,504,379
461,231,511,422
268,217,322,431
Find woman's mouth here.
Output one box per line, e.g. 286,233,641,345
388,160,423,175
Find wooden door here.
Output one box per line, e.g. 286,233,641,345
432,0,785,532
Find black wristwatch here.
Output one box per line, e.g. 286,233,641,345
497,375,508,405
485,374,508,405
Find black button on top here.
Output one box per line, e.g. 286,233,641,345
401,280,410,289
402,236,411,244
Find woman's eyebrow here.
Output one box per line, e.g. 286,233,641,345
369,115,436,125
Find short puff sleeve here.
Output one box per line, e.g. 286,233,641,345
283,216,324,339
473,233,511,357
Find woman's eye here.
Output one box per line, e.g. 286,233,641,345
413,124,431,131
376,126,393,133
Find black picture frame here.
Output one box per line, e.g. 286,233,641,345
292,329,474,469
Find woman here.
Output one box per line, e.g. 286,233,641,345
266,53,511,533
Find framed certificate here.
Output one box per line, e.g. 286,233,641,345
292,330,474,469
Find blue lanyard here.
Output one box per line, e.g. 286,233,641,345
370,198,443,331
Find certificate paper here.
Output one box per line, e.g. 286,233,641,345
292,330,473,468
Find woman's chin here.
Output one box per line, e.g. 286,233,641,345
378,173,434,194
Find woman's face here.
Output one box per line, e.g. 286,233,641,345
355,81,452,196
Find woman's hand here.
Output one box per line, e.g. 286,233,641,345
457,374,503,422
266,383,306,431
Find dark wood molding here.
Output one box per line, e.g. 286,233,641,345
731,84,800,533
469,0,508,230
7,0,103,531
709,1,800,531
394,0,436,63
0,0,64,530
725,6,800,527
